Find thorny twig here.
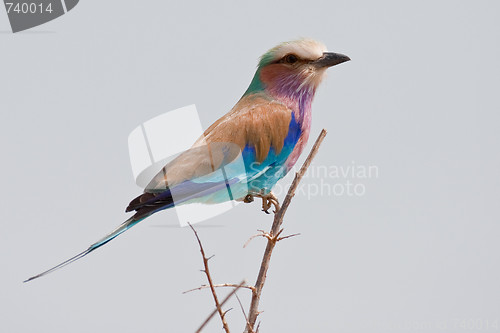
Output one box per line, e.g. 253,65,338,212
235,292,254,333
277,233,301,242
188,223,231,333
187,129,327,333
246,129,328,331
183,283,255,294
196,280,247,333
244,230,301,248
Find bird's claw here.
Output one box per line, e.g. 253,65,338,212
244,192,280,214
262,199,271,214
263,192,280,214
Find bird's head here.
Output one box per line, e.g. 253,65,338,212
244,39,350,103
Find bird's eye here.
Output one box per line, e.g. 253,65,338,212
284,54,298,64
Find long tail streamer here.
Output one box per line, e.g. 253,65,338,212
24,216,144,282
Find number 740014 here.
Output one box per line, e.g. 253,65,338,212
5,2,54,14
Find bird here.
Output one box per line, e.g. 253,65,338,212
24,39,350,282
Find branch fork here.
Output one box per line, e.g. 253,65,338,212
187,129,327,332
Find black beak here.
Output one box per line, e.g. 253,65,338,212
313,52,351,68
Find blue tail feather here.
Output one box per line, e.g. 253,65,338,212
24,216,145,282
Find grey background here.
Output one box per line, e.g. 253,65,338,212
1,1,499,332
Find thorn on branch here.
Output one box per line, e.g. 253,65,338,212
245,129,328,332
196,280,247,333
277,233,301,242
244,228,288,248
188,222,231,333
183,283,255,294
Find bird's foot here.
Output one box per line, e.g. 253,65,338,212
243,191,280,214
258,192,281,214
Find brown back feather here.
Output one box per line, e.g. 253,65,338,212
142,94,292,193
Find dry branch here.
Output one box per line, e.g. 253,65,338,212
196,280,247,333
183,283,255,294
234,292,254,333
188,223,231,333
246,129,328,331
187,129,327,333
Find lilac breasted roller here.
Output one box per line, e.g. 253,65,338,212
25,39,350,282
